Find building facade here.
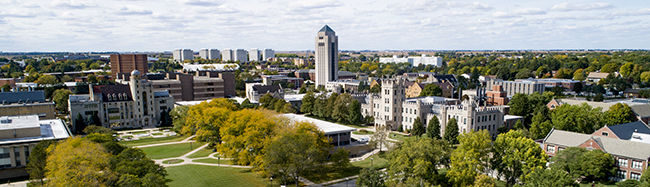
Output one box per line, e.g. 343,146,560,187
199,49,220,60
245,83,284,102
116,71,235,101
235,49,248,62
486,79,545,97
0,90,56,119
315,25,338,87
379,54,443,67
0,115,72,180
69,70,175,132
222,49,233,62
486,85,509,106
262,49,275,61
173,49,193,62
110,54,148,79
249,48,260,62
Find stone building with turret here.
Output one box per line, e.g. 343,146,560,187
68,70,175,132
360,77,509,138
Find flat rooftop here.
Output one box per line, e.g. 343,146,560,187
0,115,40,130
0,116,71,144
281,113,357,135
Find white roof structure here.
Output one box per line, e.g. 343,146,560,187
0,115,71,144
504,115,524,121
182,63,239,72
630,132,650,144
281,113,357,135
284,94,306,102
174,99,213,106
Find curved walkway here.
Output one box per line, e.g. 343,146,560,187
134,135,196,148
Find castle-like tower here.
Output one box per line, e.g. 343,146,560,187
315,25,338,87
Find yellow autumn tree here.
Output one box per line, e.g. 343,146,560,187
45,137,116,187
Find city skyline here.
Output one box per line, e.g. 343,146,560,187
1,0,650,52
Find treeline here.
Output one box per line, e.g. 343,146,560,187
27,126,168,186
300,92,364,125
508,93,636,139
171,98,350,185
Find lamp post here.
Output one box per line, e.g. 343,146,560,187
346,177,349,187
371,158,374,168
217,155,221,166
270,177,273,187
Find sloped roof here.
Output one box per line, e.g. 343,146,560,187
631,104,650,118
0,91,47,104
252,84,282,94
319,25,335,32
587,72,610,79
608,121,650,140
92,84,133,102
545,129,650,160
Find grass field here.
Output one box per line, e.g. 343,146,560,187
163,159,184,164
303,152,389,183
131,130,150,135
152,132,164,136
193,158,223,164
140,142,205,159
389,132,411,141
165,165,270,187
120,135,189,147
352,130,373,135
188,147,215,158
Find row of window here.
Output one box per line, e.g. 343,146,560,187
0,146,30,169
617,158,644,170
616,170,642,180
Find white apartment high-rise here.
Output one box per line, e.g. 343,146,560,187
173,49,193,62
315,25,338,87
235,49,248,62
222,49,233,62
249,48,260,62
199,49,220,60
262,49,275,61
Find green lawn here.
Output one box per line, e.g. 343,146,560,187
162,159,184,164
188,147,215,158
140,142,205,159
165,165,270,187
131,130,150,135
303,152,389,184
152,132,164,136
193,158,223,164
389,132,411,141
120,135,189,147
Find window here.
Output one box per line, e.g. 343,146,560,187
24,146,29,164
558,147,565,152
616,170,626,179
547,145,555,153
14,147,20,167
633,161,643,170
618,158,629,167
631,173,641,180
0,148,10,168
602,132,609,136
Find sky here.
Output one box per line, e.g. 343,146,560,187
1,0,649,52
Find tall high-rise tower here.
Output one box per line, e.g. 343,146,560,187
315,25,338,87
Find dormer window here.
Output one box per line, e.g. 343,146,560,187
602,132,609,136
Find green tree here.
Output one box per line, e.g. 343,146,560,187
601,63,618,73
300,92,316,114
26,140,56,185
387,137,451,186
274,99,286,113
35,74,58,84
641,71,650,83
620,62,634,77
110,148,168,186
0,83,10,92
330,147,350,170
426,116,441,139
520,168,577,187
444,118,459,144
83,125,115,135
604,103,635,126
491,130,547,187
369,125,390,152
419,83,443,97
508,93,531,122
370,84,381,93
299,85,307,93
357,166,386,187
332,93,352,122
325,93,339,119
573,69,586,81
473,174,496,187
45,137,116,186
52,89,72,113
411,117,425,136
448,130,492,187
74,113,86,134
551,103,605,134
514,120,524,129
397,124,403,132
594,93,604,101
617,180,640,187
529,107,552,139
347,99,362,125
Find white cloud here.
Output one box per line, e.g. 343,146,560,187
550,2,614,12
51,0,92,9
512,8,546,15
115,6,153,15
444,11,477,17
390,0,448,15
466,2,493,12
289,0,343,11
612,8,650,16
491,11,513,18
184,0,222,7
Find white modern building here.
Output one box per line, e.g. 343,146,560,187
315,25,338,87
235,49,248,63
379,55,443,67
173,49,194,62
486,79,546,96
249,49,260,62
263,49,275,61
199,49,220,60
222,49,233,62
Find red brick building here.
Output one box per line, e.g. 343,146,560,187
486,85,509,106
110,54,148,79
